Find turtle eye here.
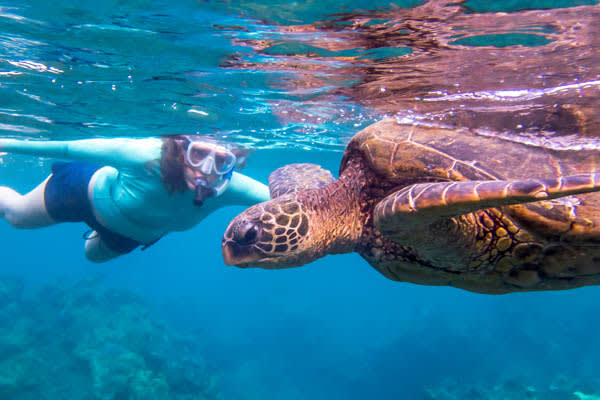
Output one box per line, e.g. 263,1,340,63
236,223,259,245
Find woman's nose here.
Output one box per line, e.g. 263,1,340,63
199,157,214,175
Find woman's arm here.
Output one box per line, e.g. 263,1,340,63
221,172,270,205
0,137,162,166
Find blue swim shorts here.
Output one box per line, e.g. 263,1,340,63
44,161,141,254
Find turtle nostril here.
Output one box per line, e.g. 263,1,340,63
237,224,259,245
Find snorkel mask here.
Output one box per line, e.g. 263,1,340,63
184,137,248,206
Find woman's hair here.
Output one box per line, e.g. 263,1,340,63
160,135,188,194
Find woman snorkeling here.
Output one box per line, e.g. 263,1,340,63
0,135,270,262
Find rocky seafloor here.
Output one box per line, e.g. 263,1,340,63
2,274,599,400
424,376,600,400
0,276,221,400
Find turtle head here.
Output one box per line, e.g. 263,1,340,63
223,162,363,269
222,195,320,269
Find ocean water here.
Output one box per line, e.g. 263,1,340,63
0,0,599,399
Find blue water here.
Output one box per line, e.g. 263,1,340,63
1,1,599,399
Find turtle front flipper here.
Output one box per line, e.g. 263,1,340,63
375,174,600,232
268,163,335,198
373,173,600,275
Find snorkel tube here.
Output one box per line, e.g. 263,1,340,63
193,178,215,207
192,169,234,206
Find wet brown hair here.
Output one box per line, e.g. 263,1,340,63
160,135,188,194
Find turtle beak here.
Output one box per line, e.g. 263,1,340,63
222,238,243,266
221,238,264,267
221,225,260,267
222,212,264,267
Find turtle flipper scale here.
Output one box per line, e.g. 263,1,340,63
374,173,600,236
268,163,335,198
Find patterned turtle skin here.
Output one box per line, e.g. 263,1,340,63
222,118,600,294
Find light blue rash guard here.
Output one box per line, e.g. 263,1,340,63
0,138,270,244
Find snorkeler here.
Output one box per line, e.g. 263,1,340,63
0,135,270,262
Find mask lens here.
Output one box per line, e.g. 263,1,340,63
214,151,236,174
187,144,212,167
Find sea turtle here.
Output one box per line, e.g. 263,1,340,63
222,118,600,294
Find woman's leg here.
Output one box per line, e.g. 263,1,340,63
84,231,122,263
0,176,56,228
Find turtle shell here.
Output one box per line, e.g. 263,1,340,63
340,117,600,240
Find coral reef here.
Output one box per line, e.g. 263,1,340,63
0,275,221,400
574,393,600,400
